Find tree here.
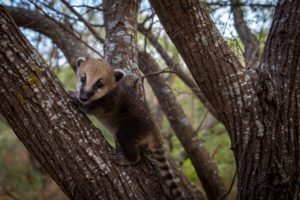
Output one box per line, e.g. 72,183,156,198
4,3,222,199
0,5,201,200
1,0,298,199
150,0,300,199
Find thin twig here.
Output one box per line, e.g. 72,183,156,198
60,0,105,45
194,110,209,134
207,2,275,8
221,10,232,36
36,0,78,21
140,13,155,26
71,4,104,11
135,68,175,88
211,144,222,159
219,169,237,200
141,68,175,82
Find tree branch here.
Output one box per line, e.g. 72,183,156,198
5,6,88,69
138,23,220,120
150,0,244,129
230,0,260,67
60,0,105,44
207,1,275,8
103,0,145,99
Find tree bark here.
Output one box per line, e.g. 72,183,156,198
103,0,144,99
150,0,300,199
0,6,174,200
139,51,226,200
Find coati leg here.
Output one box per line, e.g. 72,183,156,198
67,90,79,103
110,131,141,166
67,90,87,113
114,135,122,152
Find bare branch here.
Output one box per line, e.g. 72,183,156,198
230,0,261,67
138,23,220,120
207,1,275,8
138,68,175,86
5,6,88,69
219,170,237,200
150,0,243,126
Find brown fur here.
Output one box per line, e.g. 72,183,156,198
72,57,183,199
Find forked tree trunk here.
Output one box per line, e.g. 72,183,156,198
2,5,205,199
150,0,300,199
0,7,181,200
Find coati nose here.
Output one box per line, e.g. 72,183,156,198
79,93,89,102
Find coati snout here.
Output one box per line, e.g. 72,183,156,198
75,57,125,104
79,90,94,102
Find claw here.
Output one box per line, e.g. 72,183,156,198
109,152,139,166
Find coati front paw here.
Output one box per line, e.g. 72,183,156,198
67,90,89,114
67,90,80,103
109,152,140,166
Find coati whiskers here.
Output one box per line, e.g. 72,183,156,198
70,57,184,199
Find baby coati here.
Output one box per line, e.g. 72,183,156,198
70,57,183,199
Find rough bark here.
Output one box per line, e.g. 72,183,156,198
252,0,300,199
150,0,300,199
103,0,144,99
139,51,227,200
0,7,174,200
150,0,243,131
4,5,204,199
230,0,261,67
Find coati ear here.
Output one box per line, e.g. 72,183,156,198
114,69,125,82
76,57,86,69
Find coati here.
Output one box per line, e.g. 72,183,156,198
70,57,183,199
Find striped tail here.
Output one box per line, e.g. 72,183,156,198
151,143,184,199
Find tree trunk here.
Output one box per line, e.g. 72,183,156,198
150,0,300,199
0,6,173,200
103,0,144,99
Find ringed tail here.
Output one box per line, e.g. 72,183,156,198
151,144,184,200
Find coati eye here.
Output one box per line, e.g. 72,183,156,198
80,75,86,83
96,80,104,88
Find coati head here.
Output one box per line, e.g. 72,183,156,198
75,57,125,104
